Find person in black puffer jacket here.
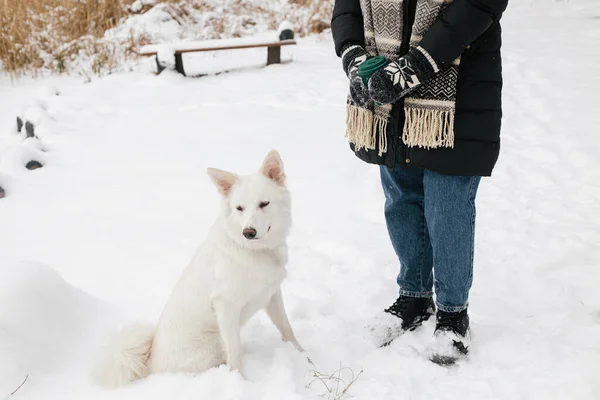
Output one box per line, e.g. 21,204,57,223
332,0,509,365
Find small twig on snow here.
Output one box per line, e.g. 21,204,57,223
306,358,363,400
5,374,29,399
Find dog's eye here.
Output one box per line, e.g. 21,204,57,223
236,206,244,212
259,201,270,209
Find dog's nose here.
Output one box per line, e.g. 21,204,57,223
242,227,257,240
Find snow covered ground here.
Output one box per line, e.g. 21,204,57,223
1,1,599,399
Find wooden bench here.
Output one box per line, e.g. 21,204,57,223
139,28,296,77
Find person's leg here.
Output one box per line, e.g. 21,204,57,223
380,166,434,298
422,170,481,312
422,169,481,364
372,165,435,347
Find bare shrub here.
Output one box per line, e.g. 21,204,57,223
306,358,363,400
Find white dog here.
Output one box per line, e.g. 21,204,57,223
94,150,303,387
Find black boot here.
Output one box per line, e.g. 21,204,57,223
385,296,437,331
429,309,470,366
370,295,435,347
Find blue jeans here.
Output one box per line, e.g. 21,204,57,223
380,165,481,312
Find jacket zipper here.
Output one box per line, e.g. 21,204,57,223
400,0,417,56
396,0,418,167
391,0,417,169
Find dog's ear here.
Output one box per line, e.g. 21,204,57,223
260,150,285,185
207,168,238,196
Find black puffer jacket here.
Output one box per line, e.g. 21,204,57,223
332,0,509,176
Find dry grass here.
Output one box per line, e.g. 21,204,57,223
298,0,333,35
0,0,133,75
0,0,333,77
306,358,363,400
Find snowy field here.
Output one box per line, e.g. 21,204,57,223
1,1,600,399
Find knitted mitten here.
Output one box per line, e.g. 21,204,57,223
365,46,439,105
342,44,372,107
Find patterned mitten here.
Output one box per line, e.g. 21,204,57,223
366,46,439,105
341,45,371,107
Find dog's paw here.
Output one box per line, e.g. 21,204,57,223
222,364,246,379
234,368,246,380
282,337,304,352
226,359,244,376
292,341,305,352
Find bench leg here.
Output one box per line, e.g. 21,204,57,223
155,55,166,74
175,53,186,76
155,54,185,76
267,46,281,66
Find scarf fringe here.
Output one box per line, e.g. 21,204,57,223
346,104,389,156
402,107,455,149
375,115,388,156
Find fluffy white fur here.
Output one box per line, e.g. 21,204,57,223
94,150,302,387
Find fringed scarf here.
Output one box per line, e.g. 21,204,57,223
346,0,460,155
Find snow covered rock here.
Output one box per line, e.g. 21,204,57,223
25,160,43,170
278,20,295,41
130,1,143,13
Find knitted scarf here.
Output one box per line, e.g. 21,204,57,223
346,0,460,155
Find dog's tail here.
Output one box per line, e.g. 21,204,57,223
93,324,155,388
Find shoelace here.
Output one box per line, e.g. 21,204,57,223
384,298,409,317
436,312,465,334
